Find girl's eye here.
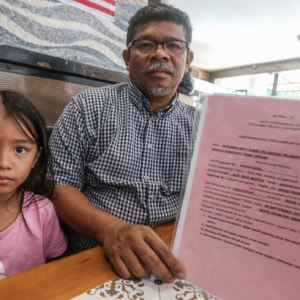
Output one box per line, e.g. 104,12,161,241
14,147,27,154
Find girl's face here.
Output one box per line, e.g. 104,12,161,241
0,105,40,202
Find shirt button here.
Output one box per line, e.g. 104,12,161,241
147,144,152,149
143,175,149,180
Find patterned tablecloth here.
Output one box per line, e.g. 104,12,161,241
72,276,220,300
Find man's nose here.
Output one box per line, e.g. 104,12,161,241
0,151,12,170
150,44,170,61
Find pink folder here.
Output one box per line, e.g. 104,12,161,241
173,94,300,300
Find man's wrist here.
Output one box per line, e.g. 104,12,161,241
95,213,125,244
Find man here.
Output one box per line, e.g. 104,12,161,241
49,3,194,283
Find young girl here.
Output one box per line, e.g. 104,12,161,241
0,90,67,279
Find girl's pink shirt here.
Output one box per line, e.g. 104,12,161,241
0,191,67,278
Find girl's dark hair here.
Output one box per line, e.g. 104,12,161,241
126,3,193,47
0,90,54,208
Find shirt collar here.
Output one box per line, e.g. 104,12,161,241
128,81,178,117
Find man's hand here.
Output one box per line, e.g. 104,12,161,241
101,219,185,283
53,186,184,282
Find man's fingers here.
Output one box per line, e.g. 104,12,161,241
106,248,151,279
102,223,184,282
132,236,175,283
106,255,132,279
121,250,151,278
145,232,185,280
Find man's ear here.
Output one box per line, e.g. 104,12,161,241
123,49,130,71
184,50,194,74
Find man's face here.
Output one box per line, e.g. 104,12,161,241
123,21,193,98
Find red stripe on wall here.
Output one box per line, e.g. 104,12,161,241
100,0,116,6
71,0,115,17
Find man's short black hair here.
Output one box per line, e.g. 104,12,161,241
126,3,193,47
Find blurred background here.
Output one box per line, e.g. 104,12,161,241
169,0,300,102
1,0,300,120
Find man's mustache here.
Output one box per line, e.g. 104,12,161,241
142,63,176,76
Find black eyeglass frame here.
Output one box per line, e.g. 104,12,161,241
127,39,191,51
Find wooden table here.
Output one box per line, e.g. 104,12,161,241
0,222,175,300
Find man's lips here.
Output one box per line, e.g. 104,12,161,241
149,69,170,74
147,69,172,77
149,69,168,73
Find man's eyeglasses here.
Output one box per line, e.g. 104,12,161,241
128,39,190,55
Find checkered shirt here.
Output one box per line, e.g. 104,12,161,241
49,82,195,253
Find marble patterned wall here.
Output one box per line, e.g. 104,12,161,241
0,0,147,73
